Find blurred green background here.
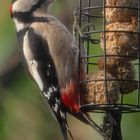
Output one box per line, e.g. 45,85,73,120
0,0,140,140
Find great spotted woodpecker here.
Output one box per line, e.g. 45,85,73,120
10,0,110,140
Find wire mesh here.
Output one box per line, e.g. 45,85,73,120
73,0,140,113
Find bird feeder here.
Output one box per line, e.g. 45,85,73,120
73,0,140,139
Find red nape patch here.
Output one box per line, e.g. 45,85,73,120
61,81,80,113
9,4,13,17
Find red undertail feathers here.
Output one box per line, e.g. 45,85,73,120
61,80,80,113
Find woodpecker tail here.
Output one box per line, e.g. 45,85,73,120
58,119,73,140
71,112,111,140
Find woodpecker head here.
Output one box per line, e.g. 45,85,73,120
10,0,54,19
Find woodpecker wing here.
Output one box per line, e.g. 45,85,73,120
22,27,70,140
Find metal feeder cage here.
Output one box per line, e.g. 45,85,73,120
73,0,140,140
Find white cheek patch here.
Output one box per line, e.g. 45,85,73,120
13,18,25,32
13,0,39,13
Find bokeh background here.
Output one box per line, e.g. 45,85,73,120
0,0,140,140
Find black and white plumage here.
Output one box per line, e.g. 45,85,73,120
10,0,111,140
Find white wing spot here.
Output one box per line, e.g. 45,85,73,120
60,111,65,119
48,64,51,68
52,87,57,92
47,71,49,76
55,98,60,103
48,87,53,94
43,87,56,99
52,103,59,113
43,92,51,99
